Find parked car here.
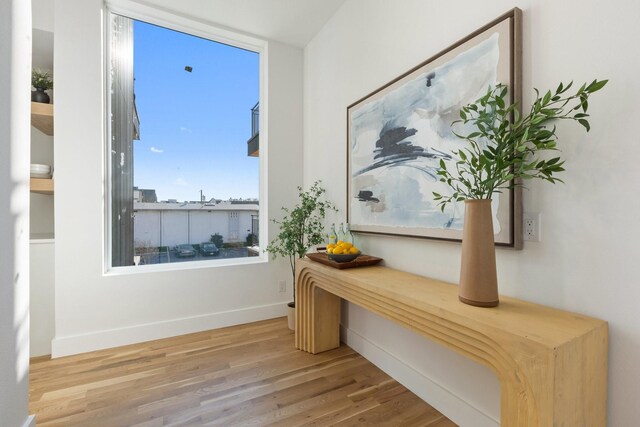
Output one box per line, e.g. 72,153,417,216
175,244,196,257
200,242,220,256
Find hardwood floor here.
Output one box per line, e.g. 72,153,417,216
30,318,456,426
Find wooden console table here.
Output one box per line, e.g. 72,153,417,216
295,258,607,426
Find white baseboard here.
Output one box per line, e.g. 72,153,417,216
22,415,36,427
52,302,287,357
341,325,499,427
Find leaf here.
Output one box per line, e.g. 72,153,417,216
578,119,591,132
546,157,560,165
483,150,495,160
587,79,608,92
581,97,589,112
540,108,557,117
536,129,554,139
562,81,573,93
577,82,586,95
512,108,520,123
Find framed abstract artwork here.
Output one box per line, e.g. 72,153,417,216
347,8,522,247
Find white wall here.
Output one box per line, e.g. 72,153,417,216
303,0,640,425
134,209,256,247
0,1,33,426
160,211,189,248
30,240,55,357
134,210,161,247
32,0,54,33
189,211,216,245
53,0,303,356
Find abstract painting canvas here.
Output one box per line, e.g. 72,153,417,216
347,9,522,246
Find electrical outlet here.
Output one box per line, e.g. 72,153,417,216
278,280,286,293
523,212,541,242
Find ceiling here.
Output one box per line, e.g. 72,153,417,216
31,0,346,73
122,0,346,48
124,0,346,48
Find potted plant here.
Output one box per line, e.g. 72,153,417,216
266,181,336,330
31,69,53,104
433,79,607,307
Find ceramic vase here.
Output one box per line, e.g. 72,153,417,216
31,88,50,104
458,199,499,307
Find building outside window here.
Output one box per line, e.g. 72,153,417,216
107,12,261,269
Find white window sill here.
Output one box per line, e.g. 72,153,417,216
104,253,268,276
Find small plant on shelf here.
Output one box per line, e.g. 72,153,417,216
32,69,54,91
31,69,54,104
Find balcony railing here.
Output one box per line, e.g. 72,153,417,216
247,102,259,157
251,102,259,137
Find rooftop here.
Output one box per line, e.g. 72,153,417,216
134,201,259,211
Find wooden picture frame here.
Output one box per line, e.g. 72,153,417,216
347,8,522,248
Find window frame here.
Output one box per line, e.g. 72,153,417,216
103,1,269,275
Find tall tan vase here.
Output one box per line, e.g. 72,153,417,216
459,199,499,307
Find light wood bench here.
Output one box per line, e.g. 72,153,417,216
295,258,607,426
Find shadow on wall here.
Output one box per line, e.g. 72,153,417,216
1,0,32,422
0,190,31,424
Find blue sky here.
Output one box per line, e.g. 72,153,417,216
133,20,259,202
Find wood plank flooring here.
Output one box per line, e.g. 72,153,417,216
29,317,456,426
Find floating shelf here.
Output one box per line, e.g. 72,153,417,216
31,102,54,135
30,178,54,195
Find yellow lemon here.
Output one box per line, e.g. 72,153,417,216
333,247,344,255
341,242,353,250
327,243,336,249
336,240,344,246
327,248,333,254
349,247,359,254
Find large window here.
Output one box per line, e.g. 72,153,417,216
107,12,262,269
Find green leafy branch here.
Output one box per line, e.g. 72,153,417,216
265,181,337,303
432,79,607,211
